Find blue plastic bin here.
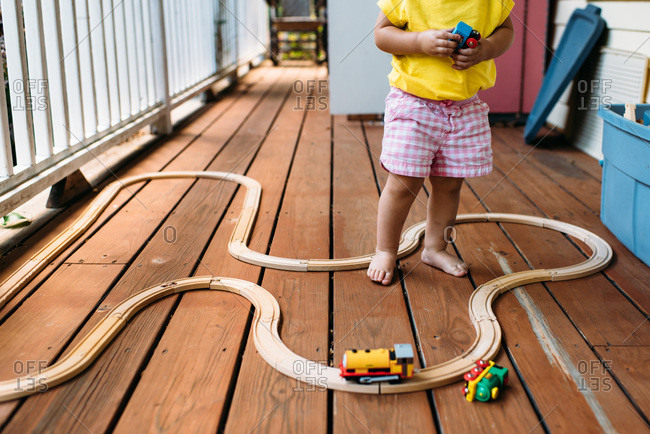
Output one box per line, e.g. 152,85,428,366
598,104,650,266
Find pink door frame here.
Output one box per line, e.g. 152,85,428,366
479,0,548,114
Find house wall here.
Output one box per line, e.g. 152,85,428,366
547,1,650,158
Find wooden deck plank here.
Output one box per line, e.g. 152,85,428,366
2,68,297,433
364,122,541,433
466,168,650,347
496,127,602,213
458,187,645,433
460,157,648,431
112,66,320,433
594,346,650,423
480,136,650,345
225,67,331,434
491,284,645,432
0,68,269,428
534,127,602,181
0,68,648,432
331,117,436,433
0,264,123,425
0,68,259,319
489,131,650,315
65,68,283,265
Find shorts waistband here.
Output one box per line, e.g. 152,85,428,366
393,87,477,107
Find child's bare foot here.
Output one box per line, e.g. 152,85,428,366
368,250,397,285
421,248,468,277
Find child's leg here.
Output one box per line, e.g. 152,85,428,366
368,173,425,285
421,176,468,277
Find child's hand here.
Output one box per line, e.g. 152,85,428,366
451,40,491,70
417,29,462,57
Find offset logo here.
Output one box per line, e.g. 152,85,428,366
294,80,328,111
13,360,48,393
11,79,49,111
577,79,612,111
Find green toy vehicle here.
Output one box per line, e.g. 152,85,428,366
462,360,509,402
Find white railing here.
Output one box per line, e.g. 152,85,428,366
0,0,270,216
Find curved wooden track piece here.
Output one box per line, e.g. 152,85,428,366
0,172,613,401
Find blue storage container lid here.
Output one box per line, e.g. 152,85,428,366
598,104,650,186
524,5,606,143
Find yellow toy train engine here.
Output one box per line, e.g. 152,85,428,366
339,343,415,384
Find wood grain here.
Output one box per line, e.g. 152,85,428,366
365,122,540,433
331,117,436,432
594,346,650,425
481,135,650,343
225,66,330,434
1,67,293,432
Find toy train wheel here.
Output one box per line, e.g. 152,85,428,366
471,366,483,375
476,360,490,368
465,38,478,49
463,372,476,382
462,386,469,396
491,387,500,400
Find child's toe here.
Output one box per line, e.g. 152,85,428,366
453,264,468,277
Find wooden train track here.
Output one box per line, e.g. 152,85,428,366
0,171,613,400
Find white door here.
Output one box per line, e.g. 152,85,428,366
328,0,392,115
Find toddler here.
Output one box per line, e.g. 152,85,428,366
368,0,515,285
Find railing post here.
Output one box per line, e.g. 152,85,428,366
151,0,172,135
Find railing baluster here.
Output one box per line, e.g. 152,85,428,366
23,0,55,160
0,59,14,178
185,0,194,82
1,0,37,169
150,0,172,134
177,1,188,91
133,0,148,111
59,0,86,144
141,0,156,107
102,0,121,126
170,1,179,94
113,0,131,120
124,0,140,115
88,0,111,131
75,0,98,136
190,0,200,80
204,0,213,77
42,0,71,149
0,0,271,218
207,0,217,75
146,0,160,104
163,0,175,96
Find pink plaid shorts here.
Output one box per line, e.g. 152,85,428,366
380,87,492,178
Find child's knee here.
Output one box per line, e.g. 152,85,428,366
385,174,424,195
430,176,464,192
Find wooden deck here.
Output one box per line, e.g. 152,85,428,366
0,63,649,433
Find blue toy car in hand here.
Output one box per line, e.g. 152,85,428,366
451,21,481,52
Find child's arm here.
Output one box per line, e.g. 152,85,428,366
374,11,462,57
451,16,515,70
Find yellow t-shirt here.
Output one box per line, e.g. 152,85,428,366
377,0,515,100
